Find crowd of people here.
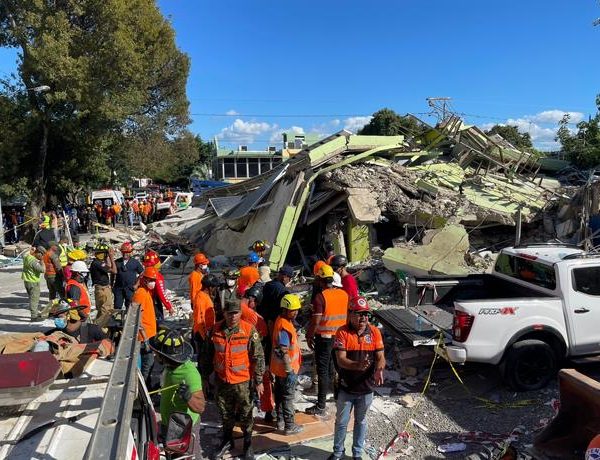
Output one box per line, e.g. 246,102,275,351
93,195,176,227
19,231,384,460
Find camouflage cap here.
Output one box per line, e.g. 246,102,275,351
223,298,241,313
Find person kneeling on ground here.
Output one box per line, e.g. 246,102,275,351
270,294,304,435
328,296,385,460
45,299,109,344
149,329,205,442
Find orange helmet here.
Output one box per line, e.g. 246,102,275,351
120,241,133,253
313,260,326,276
193,252,209,266
143,267,159,280
143,250,160,267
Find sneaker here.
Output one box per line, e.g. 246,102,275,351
277,419,285,431
305,405,326,416
284,424,304,435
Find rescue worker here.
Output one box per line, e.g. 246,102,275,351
66,260,92,321
45,299,110,345
248,240,269,260
33,218,56,249
42,241,63,301
241,284,273,420
192,274,219,397
329,296,385,460
132,267,159,382
57,236,70,271
257,265,294,332
237,252,261,297
330,255,359,300
305,264,349,415
22,246,46,321
89,242,117,327
143,249,174,326
201,299,265,460
189,252,210,310
149,329,205,440
217,268,239,320
63,248,87,285
113,241,144,309
258,265,271,283
271,294,304,434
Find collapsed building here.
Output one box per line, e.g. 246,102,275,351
153,114,584,276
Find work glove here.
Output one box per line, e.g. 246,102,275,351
177,382,192,402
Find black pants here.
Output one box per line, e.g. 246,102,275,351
315,335,334,409
274,374,297,427
113,286,134,310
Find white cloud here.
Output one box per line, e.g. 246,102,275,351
343,116,372,133
225,109,239,116
217,118,277,144
525,110,583,124
330,119,341,127
269,125,305,144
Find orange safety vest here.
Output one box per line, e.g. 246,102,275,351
211,320,253,384
315,287,349,336
188,270,203,309
43,251,57,276
270,316,301,377
193,289,215,339
132,286,157,342
66,278,91,317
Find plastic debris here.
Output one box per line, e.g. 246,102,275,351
438,442,467,453
409,418,428,431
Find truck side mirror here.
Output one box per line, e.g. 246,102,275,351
165,411,193,454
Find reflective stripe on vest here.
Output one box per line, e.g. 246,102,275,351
315,288,349,335
58,244,69,267
212,320,253,384
66,278,91,317
270,316,301,377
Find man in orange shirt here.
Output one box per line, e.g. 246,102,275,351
237,252,260,297
132,267,159,383
189,252,210,310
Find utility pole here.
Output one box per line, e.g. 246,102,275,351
426,97,452,120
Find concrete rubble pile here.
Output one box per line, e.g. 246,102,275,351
152,113,577,278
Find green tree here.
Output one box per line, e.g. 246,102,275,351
556,100,600,168
0,0,190,232
358,108,427,137
485,124,533,150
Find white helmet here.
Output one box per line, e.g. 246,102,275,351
71,260,89,273
332,272,343,288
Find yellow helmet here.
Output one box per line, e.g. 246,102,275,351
68,249,88,262
280,294,301,311
317,264,335,279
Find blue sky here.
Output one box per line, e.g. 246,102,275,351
1,1,599,150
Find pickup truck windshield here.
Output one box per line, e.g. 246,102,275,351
495,253,556,290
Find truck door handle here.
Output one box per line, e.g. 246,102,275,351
574,308,590,314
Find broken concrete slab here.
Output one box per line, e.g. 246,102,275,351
382,224,470,275
347,188,381,223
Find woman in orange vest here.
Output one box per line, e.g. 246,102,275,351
189,252,209,310
271,294,304,435
132,267,159,383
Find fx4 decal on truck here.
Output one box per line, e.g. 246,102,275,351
478,307,519,315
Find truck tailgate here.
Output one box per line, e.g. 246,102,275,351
0,359,113,460
373,304,453,346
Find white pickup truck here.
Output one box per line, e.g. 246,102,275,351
384,243,600,391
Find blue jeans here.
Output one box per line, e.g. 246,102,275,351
333,389,373,458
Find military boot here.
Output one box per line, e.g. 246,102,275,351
243,434,254,460
216,430,234,458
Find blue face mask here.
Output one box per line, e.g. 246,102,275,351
54,317,67,329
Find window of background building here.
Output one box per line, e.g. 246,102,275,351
248,158,259,176
223,159,235,178
259,158,272,173
236,158,248,178
272,157,282,165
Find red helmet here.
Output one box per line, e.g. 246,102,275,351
143,250,160,267
120,241,133,253
349,296,370,312
193,253,209,266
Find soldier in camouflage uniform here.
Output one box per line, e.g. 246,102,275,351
201,299,265,460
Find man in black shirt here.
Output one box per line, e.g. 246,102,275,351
257,265,293,328
89,242,117,327
113,241,143,309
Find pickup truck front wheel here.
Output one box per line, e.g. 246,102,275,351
502,339,557,391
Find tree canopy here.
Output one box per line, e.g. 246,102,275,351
484,124,533,150
358,108,427,137
557,96,600,168
0,0,192,209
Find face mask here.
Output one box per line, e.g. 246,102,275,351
147,281,156,290
201,265,209,273
54,317,67,329
226,279,236,287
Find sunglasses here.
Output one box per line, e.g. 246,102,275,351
351,311,369,318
